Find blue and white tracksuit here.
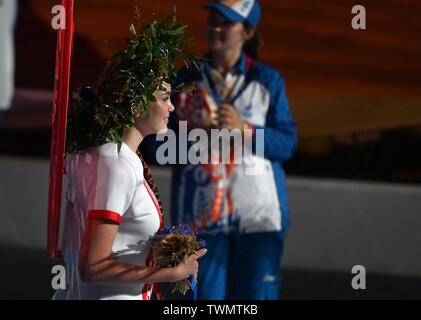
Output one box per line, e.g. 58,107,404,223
150,53,297,299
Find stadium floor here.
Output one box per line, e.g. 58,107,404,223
1,246,420,300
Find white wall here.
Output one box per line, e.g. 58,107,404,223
284,178,421,277
1,157,420,277
0,157,49,247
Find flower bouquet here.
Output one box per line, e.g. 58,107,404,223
151,224,206,295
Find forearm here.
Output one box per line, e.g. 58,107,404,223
81,257,180,285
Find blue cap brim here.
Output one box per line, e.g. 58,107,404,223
204,3,246,23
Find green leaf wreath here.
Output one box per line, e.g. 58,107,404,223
66,7,198,153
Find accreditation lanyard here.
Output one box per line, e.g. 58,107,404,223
200,56,250,107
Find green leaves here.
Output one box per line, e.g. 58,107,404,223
129,24,137,36
67,7,199,154
166,25,187,36
150,20,157,38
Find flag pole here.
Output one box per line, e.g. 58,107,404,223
48,0,75,258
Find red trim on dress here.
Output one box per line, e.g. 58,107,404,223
141,251,155,300
141,180,165,300
88,210,122,224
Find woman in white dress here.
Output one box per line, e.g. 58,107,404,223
53,14,207,300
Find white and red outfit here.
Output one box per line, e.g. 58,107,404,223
53,142,162,300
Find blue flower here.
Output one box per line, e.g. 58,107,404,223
179,224,191,235
162,227,171,234
199,239,206,249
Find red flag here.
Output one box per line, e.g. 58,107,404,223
48,0,75,258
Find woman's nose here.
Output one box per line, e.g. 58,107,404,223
169,102,175,112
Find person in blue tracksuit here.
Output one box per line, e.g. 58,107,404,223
148,0,297,299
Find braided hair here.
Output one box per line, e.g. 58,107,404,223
137,150,164,222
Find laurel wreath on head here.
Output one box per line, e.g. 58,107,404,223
66,7,198,153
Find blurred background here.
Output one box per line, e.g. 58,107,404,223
0,0,421,299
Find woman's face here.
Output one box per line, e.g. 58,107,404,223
144,83,174,134
206,10,251,54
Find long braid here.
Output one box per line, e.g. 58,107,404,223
137,150,164,223
137,151,166,301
